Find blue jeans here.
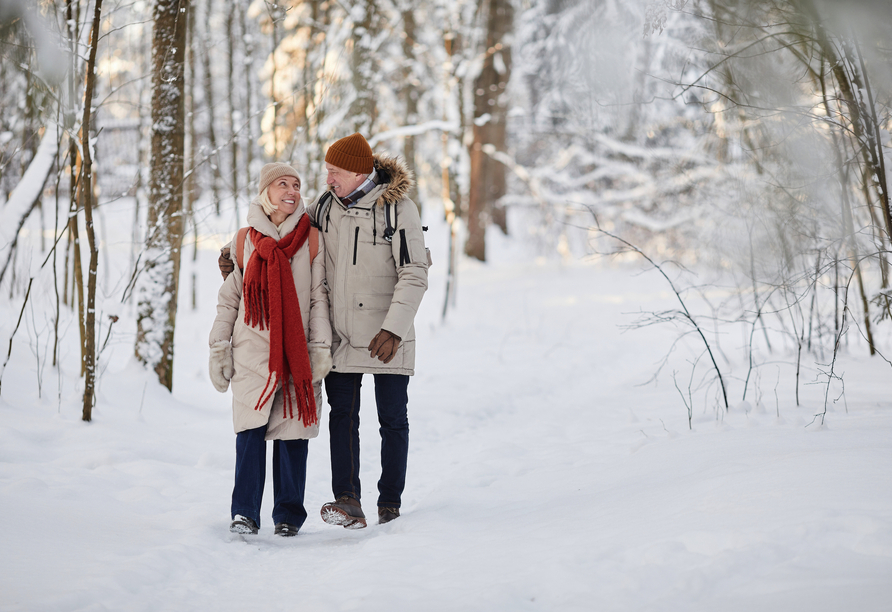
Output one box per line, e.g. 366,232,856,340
324,372,409,508
231,425,308,529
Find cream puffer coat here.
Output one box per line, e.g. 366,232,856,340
209,199,331,440
308,154,428,375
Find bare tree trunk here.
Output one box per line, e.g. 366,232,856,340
186,0,200,310
806,3,891,246
63,227,71,307
22,56,44,252
442,31,463,317
226,1,240,211
135,0,189,391
70,157,86,375
820,60,877,355
348,0,380,135
237,0,254,191
22,58,37,176
846,38,891,245
465,0,513,261
185,0,198,260
62,0,79,313
52,138,64,368
200,0,222,213
80,0,103,421
131,36,151,297
302,0,330,192
401,5,419,208
268,3,282,157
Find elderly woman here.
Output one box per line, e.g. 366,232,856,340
209,162,331,537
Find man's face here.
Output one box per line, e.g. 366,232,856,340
325,163,366,198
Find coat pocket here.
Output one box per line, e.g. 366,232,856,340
349,293,393,348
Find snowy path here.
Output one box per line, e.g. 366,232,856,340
1,232,891,611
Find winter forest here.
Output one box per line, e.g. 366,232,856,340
2,0,891,610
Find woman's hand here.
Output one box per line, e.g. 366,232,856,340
209,340,234,392
309,344,332,382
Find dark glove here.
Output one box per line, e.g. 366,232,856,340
219,246,234,280
368,329,401,364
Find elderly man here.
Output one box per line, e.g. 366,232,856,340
222,133,428,527
312,133,428,528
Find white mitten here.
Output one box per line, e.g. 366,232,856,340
309,344,332,383
209,340,233,392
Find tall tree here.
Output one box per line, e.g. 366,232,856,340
465,0,513,261
348,0,382,134
399,3,420,205
80,0,104,420
200,0,222,213
135,0,189,391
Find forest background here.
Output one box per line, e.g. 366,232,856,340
1,0,891,477
1,1,891,609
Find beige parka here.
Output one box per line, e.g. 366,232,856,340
209,199,331,440
308,154,428,375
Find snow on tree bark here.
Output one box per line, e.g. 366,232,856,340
348,0,382,135
135,0,189,391
80,0,104,421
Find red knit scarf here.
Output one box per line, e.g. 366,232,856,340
243,215,317,426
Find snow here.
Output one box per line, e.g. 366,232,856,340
0,129,58,271
1,211,891,611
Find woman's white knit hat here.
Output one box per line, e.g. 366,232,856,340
258,162,301,195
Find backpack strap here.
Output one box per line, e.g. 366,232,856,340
235,226,249,272
383,202,396,243
312,192,333,231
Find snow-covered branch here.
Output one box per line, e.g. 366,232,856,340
0,128,58,283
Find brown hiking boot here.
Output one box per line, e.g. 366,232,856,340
378,507,400,525
321,496,367,529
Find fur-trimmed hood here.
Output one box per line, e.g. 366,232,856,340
371,153,414,206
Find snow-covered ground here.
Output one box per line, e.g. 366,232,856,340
1,210,890,611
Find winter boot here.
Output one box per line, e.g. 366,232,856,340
378,507,400,525
320,496,367,529
230,515,259,535
274,522,300,537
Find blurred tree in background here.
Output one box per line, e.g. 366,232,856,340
0,0,889,409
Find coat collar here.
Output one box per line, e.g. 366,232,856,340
247,197,307,239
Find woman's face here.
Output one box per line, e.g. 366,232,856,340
268,175,301,218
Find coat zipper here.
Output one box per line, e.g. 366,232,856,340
352,226,359,265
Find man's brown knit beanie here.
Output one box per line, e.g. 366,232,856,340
258,162,301,195
325,133,374,174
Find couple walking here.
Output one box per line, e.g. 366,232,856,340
208,132,429,536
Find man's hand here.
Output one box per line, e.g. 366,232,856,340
368,329,401,364
219,247,234,280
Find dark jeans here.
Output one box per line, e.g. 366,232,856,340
231,425,308,529
324,371,409,508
